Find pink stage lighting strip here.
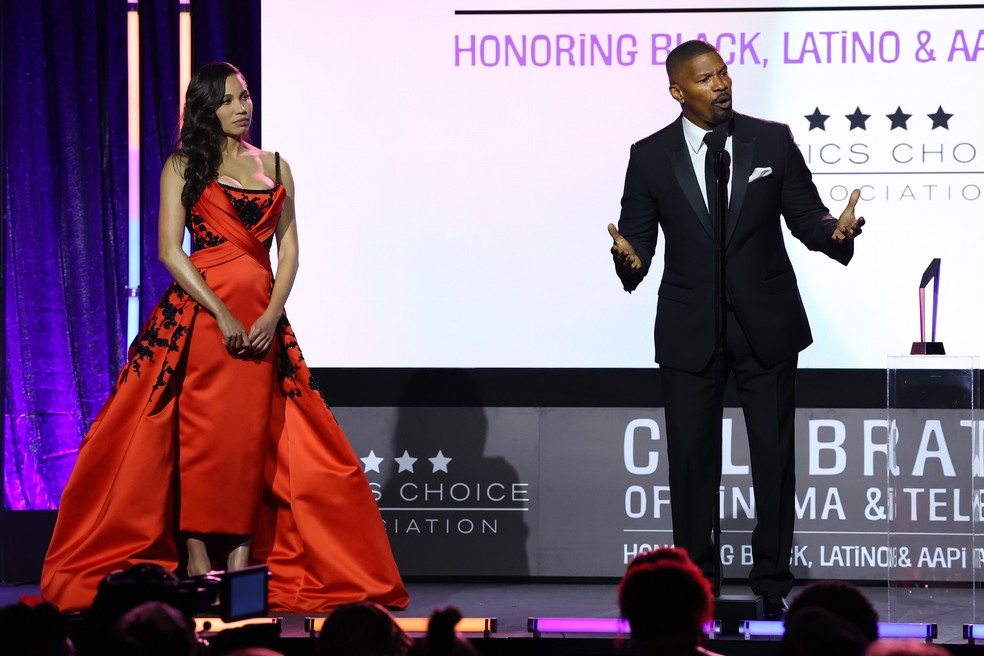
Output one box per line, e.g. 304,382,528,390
743,621,937,640
527,617,718,636
304,617,497,637
179,0,193,255
528,617,629,634
126,2,141,344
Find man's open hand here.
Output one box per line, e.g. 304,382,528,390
608,223,641,271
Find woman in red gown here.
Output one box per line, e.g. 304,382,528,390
40,62,408,612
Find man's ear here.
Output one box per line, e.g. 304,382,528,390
669,84,683,104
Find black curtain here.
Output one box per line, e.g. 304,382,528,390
192,0,262,149
3,0,261,511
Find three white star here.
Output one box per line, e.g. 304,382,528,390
360,450,452,474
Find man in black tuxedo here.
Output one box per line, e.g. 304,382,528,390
608,40,864,617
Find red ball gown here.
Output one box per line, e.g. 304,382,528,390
41,156,408,612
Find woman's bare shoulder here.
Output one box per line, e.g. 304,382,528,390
160,153,189,188
256,149,293,185
163,152,188,176
255,147,288,165
246,148,277,179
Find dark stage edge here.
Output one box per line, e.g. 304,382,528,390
3,582,984,654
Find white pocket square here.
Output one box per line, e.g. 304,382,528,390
748,167,772,182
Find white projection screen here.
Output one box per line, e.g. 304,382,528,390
261,0,984,369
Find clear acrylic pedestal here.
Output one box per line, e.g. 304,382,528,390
886,355,979,624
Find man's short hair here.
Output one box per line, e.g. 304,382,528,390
666,40,720,82
618,548,714,647
786,580,879,643
780,580,880,656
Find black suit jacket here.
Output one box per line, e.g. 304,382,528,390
617,113,852,372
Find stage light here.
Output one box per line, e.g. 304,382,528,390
178,0,192,254
527,617,718,637
178,0,191,105
963,624,984,643
194,616,282,634
304,616,497,637
527,617,628,635
878,623,937,640
397,617,496,634
743,621,938,641
126,1,141,343
743,620,785,639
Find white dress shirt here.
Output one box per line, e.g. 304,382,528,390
681,115,733,212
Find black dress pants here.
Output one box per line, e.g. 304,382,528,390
659,308,797,596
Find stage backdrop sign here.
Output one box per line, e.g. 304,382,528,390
262,0,984,369
335,405,983,581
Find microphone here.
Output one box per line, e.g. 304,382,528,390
705,122,729,154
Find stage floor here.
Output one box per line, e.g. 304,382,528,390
1,580,980,646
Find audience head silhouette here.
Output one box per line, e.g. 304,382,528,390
317,601,413,656
406,606,480,656
865,641,949,656
0,602,75,656
780,580,879,656
106,600,198,656
618,547,718,655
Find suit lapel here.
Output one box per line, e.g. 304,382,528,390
727,125,754,247
670,117,715,241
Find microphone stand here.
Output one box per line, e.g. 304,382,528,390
708,125,729,597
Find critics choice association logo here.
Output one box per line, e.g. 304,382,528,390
797,103,979,203
359,449,531,536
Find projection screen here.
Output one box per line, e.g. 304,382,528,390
261,0,984,369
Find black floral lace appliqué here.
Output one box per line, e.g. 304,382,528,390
276,314,322,399
117,281,198,401
187,212,227,251
224,189,274,230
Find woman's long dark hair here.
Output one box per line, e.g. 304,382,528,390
176,62,250,208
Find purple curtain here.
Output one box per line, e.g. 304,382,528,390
4,0,130,510
3,0,261,510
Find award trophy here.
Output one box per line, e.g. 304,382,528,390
888,258,976,622
910,257,945,355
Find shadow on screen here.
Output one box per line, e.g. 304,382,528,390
380,369,531,577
